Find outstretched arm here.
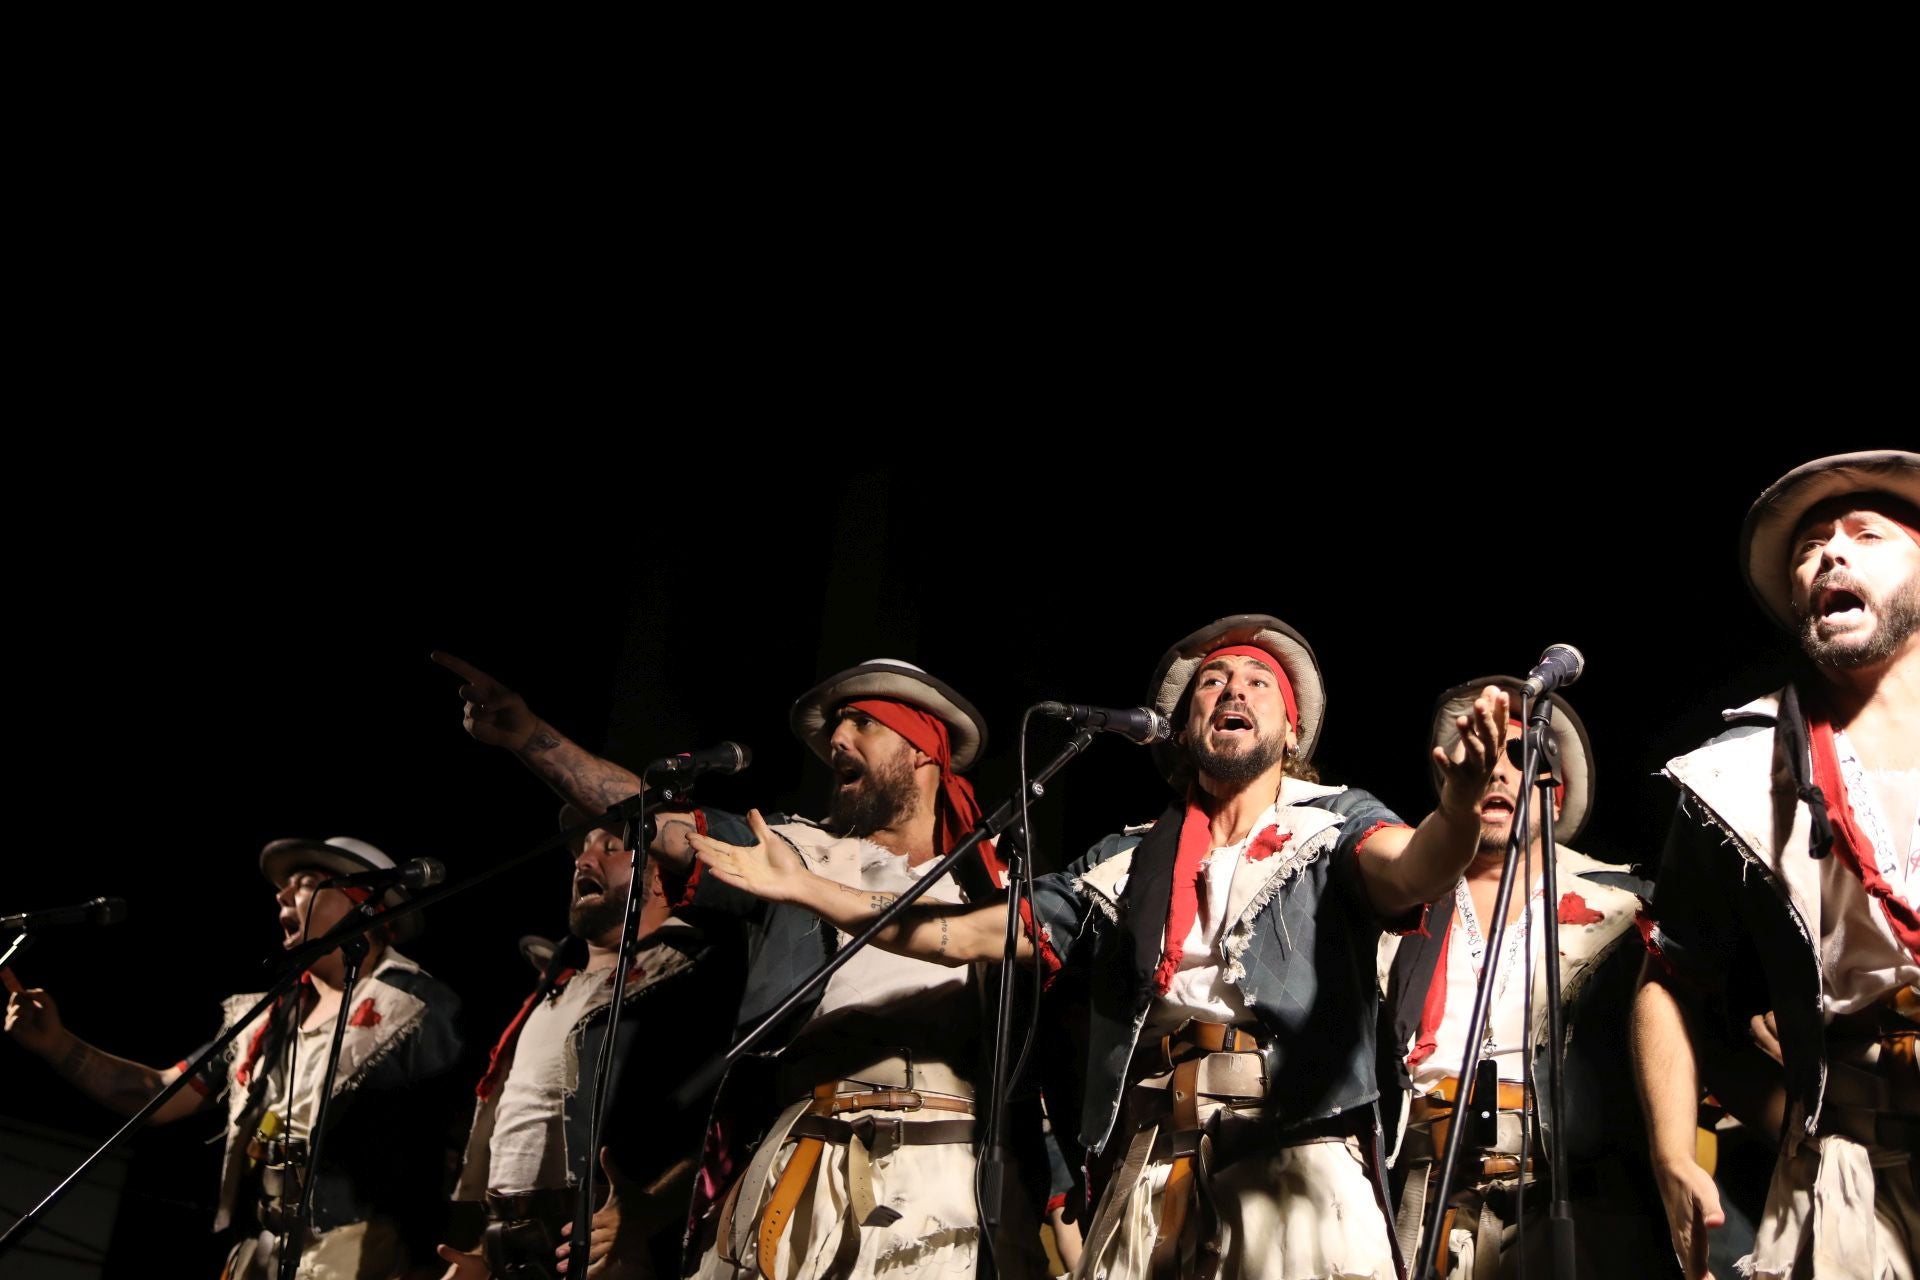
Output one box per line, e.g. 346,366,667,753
5,988,207,1123
689,810,1023,966
1357,685,1507,917
432,651,693,870
1632,960,1723,1280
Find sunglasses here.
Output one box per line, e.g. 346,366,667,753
1504,738,1557,780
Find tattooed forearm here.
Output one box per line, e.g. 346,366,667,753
938,916,950,956
55,1038,91,1084
55,1041,165,1111
520,728,563,755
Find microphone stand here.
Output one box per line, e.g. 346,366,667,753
668,728,1097,1117
567,778,670,1278
276,909,372,1280
0,818,599,1262
1414,695,1573,1280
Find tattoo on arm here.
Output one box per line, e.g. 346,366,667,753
55,1039,92,1084
520,728,562,755
938,915,950,956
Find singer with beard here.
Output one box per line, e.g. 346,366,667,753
1633,451,1920,1280
438,812,742,1280
1377,676,1664,1278
687,615,1507,1280
4,836,465,1279
432,653,1048,1280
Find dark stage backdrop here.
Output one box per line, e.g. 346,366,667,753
0,438,1869,1274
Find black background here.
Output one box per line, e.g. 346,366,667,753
2,431,1894,1272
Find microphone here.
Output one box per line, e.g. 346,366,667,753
1035,702,1175,745
1,896,128,932
1521,644,1586,699
645,741,752,777
319,858,446,893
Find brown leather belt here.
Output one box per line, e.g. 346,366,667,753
748,1078,978,1280
1130,1021,1269,1280
1408,1075,1534,1180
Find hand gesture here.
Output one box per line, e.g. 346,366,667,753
5,987,72,1060
433,1243,490,1279
1652,1157,1724,1280
557,1148,651,1278
688,810,811,904
431,652,541,753
1433,684,1507,812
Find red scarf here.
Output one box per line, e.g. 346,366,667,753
1152,645,1297,994
1152,787,1292,994
846,699,1004,886
1807,700,1920,964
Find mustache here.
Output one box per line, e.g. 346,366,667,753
1813,569,1868,599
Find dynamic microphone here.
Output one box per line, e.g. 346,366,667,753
645,741,752,777
1521,644,1586,699
1,896,128,932
319,858,446,893
1035,702,1175,744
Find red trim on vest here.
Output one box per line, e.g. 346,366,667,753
1018,897,1064,985
1406,924,1453,1071
173,1060,212,1097
347,998,382,1028
475,970,578,1100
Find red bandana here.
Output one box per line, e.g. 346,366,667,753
846,699,1004,887
1807,698,1920,964
1201,645,1296,733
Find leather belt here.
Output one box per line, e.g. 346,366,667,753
1127,1021,1270,1280
746,1077,978,1280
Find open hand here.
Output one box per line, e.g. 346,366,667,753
688,810,812,905
1433,684,1507,810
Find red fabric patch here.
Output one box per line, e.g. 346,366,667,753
1633,910,1679,980
1244,825,1292,862
1018,897,1064,986
1395,901,1435,940
1557,892,1604,926
173,1060,211,1097
347,998,381,1028
1046,1192,1068,1214
1352,820,1410,854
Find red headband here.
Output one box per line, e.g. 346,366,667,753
845,699,1004,886
1198,645,1298,731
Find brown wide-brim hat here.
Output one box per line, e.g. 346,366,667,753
1741,449,1920,630
1429,675,1594,843
790,659,988,773
1147,614,1326,785
258,835,424,944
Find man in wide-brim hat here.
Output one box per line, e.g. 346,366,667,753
1380,676,1662,1277
5,834,464,1278
690,613,1509,1280
434,650,1043,1279
1633,450,1920,1280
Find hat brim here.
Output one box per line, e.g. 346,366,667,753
790,662,987,773
1428,676,1594,843
1741,450,1920,630
258,838,423,944
1147,615,1325,786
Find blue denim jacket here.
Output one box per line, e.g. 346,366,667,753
1025,780,1409,1159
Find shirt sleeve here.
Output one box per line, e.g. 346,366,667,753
1022,832,1138,984
1313,787,1422,930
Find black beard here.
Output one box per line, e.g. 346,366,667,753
1799,568,1920,669
827,752,918,836
569,894,625,942
1187,730,1287,785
